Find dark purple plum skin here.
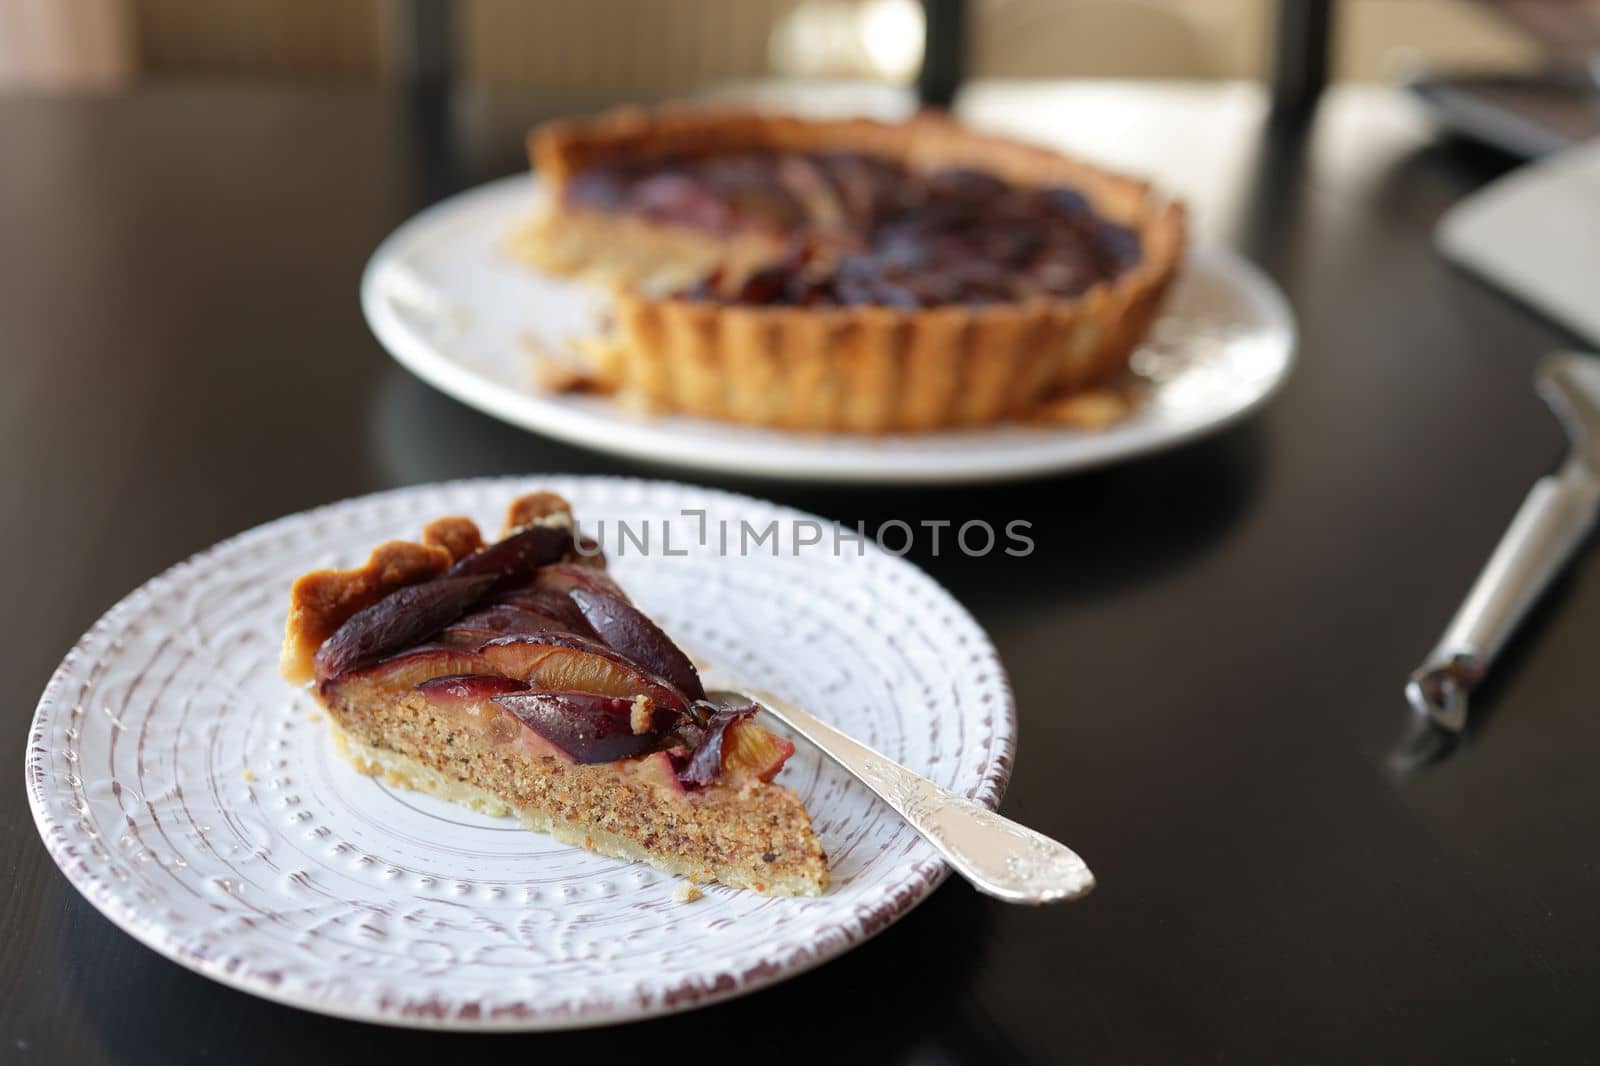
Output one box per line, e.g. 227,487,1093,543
443,604,578,643
568,588,705,700
480,628,615,655
444,524,571,593
416,674,531,702
491,587,600,638
639,151,1140,307
678,705,755,786
314,574,495,681
492,691,659,763
534,562,627,599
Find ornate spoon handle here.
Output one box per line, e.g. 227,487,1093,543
702,676,1094,904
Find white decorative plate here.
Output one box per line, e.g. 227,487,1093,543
25,477,1014,1030
361,175,1296,484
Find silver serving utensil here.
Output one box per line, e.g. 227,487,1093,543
699,670,1095,904
1407,351,1600,731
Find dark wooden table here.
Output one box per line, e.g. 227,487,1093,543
4,81,1597,1064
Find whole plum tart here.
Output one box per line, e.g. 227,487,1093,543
516,109,1186,432
281,491,827,895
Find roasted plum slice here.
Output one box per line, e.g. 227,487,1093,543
720,719,795,782
569,588,705,700
478,636,688,716
491,691,660,764
415,673,531,704
441,604,578,645
444,524,571,593
678,704,756,787
630,172,734,233
413,673,572,759
320,644,493,697
313,575,495,681
534,562,626,599
492,587,600,638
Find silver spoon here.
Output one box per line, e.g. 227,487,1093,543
700,670,1095,904
1407,351,1600,731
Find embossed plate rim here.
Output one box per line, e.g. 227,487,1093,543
25,475,1015,1030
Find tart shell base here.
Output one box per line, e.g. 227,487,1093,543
600,218,1180,432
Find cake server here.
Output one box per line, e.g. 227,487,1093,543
1407,351,1600,731
699,670,1095,904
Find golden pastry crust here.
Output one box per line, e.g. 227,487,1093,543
520,108,1186,432
421,515,484,561
502,491,573,534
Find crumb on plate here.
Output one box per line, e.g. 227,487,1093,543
1029,387,1137,431
522,333,608,393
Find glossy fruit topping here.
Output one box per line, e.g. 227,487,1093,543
491,587,600,638
492,691,660,764
533,562,627,599
720,718,795,782
569,588,705,700
415,673,532,705
478,636,688,716
678,703,757,787
314,575,496,681
568,149,1141,306
441,604,574,645
321,644,493,694
443,524,572,593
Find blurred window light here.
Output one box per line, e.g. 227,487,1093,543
860,0,926,81
770,0,926,82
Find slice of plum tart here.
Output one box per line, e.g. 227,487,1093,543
280,491,827,896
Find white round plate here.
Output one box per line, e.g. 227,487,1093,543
362,175,1296,484
25,477,1013,1030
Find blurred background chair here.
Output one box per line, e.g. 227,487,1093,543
0,0,1578,93
5,0,1600,157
